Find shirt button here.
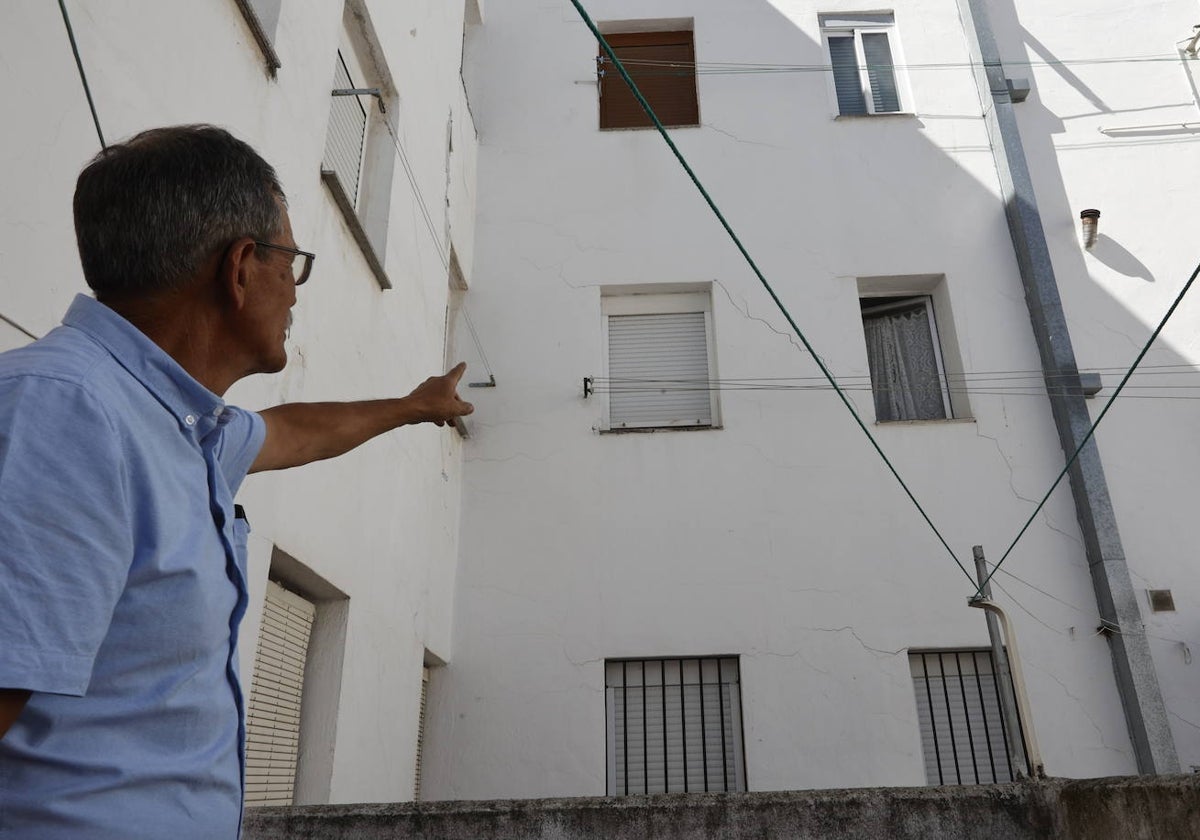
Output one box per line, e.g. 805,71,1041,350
184,414,196,426
213,407,224,417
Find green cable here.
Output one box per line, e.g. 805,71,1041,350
977,259,1200,597
567,0,975,585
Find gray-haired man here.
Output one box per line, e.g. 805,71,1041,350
0,125,472,838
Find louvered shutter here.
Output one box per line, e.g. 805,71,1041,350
600,31,699,129
608,658,744,795
323,50,367,206
828,35,867,115
245,581,316,805
607,312,713,428
911,651,1019,785
862,33,901,113
414,667,430,801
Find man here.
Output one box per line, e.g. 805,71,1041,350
0,125,473,838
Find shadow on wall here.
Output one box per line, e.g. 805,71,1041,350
1089,235,1155,283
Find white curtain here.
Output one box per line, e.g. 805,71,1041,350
863,301,947,422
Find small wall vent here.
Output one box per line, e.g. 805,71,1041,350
1147,589,1176,613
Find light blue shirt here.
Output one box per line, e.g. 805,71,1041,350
0,295,265,839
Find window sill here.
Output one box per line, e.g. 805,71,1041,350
232,0,281,77
320,170,392,291
599,123,702,132
833,112,917,121
600,424,722,435
874,417,976,427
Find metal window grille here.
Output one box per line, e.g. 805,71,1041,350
323,50,368,207
605,657,746,795
910,650,1028,785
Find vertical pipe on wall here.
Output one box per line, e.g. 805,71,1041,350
956,0,1178,773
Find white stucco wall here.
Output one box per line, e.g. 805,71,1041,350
1000,0,1200,772
0,0,477,804
425,0,1200,799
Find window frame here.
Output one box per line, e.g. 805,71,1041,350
860,294,953,422
599,291,720,432
318,6,396,290
820,14,909,117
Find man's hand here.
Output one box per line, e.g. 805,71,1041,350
251,364,476,472
404,362,475,427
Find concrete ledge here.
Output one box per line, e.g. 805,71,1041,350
243,776,1200,839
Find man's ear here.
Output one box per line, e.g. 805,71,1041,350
220,238,259,311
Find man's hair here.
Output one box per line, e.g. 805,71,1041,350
73,124,286,299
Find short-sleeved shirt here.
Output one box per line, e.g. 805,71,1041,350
0,295,266,839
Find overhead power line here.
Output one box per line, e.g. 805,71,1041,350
598,53,1194,77
570,0,974,585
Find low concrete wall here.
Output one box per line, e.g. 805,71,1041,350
243,776,1200,839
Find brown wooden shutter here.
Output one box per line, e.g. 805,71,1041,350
599,31,698,129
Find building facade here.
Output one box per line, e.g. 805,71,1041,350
2,0,1199,810
424,0,1200,799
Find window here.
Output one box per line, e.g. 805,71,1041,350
601,289,719,430
245,580,315,805
324,49,369,209
319,5,396,289
606,657,746,795
414,666,430,801
599,27,699,129
234,0,282,74
910,650,1026,785
820,13,905,115
861,295,951,422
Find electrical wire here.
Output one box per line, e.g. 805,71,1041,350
595,53,1195,77
57,0,106,149
977,259,1200,597
570,0,973,586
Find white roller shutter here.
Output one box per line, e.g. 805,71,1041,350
607,312,713,428
910,650,1019,785
245,581,316,806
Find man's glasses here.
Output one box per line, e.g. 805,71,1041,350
254,241,315,286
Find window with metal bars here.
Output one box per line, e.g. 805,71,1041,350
909,649,1028,785
820,13,906,116
605,657,746,795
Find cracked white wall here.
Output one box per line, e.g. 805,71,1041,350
0,0,478,804
425,0,1200,798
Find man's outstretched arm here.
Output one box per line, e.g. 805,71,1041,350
250,363,474,473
